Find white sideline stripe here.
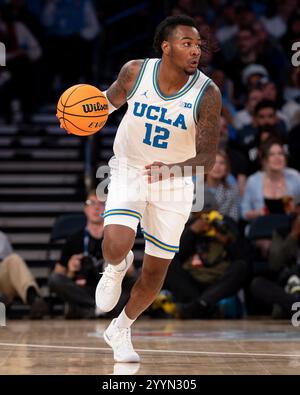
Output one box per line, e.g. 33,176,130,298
0,342,299,358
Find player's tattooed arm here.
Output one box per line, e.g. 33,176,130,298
144,82,221,183
169,82,221,174
106,59,144,109
188,81,221,173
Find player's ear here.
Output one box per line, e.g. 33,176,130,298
161,40,170,55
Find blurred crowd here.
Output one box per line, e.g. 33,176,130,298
1,0,300,320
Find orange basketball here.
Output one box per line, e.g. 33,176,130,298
56,84,109,136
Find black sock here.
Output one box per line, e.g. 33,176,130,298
26,287,39,305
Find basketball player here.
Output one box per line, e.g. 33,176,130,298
96,15,221,362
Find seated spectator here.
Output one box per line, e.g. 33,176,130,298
234,88,263,130
164,191,248,319
242,139,300,221
259,79,289,128
205,151,240,222
250,209,300,318
49,190,136,319
245,124,284,174
237,100,288,174
219,6,257,64
242,64,269,95
0,5,42,123
261,79,280,104
0,231,48,319
224,28,260,104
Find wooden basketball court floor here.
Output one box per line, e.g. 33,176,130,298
0,318,300,375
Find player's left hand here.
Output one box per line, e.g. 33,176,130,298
56,114,70,133
144,162,172,183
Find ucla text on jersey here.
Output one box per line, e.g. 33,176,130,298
133,102,187,130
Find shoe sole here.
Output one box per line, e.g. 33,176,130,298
103,330,140,363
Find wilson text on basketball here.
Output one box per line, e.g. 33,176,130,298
82,102,108,113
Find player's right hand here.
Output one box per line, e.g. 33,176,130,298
144,162,172,183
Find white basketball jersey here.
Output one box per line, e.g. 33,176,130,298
113,58,211,168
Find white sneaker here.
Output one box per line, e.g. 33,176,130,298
95,250,134,312
104,319,140,363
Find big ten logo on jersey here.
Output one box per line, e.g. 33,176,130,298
179,101,192,109
291,302,300,327
0,42,6,66
133,101,187,149
82,102,108,114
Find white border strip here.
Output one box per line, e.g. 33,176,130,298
0,342,299,358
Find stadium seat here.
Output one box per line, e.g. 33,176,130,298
49,213,86,243
46,213,86,261
247,214,290,241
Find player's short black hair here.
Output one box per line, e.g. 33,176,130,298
153,15,198,56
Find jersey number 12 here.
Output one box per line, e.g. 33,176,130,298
143,123,170,149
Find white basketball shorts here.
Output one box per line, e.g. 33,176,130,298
103,158,194,259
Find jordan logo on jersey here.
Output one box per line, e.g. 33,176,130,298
141,90,149,99
132,102,187,130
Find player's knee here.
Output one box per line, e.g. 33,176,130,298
102,225,135,263
102,237,131,264
2,253,24,268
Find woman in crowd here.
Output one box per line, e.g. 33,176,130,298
205,150,240,222
242,139,300,220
